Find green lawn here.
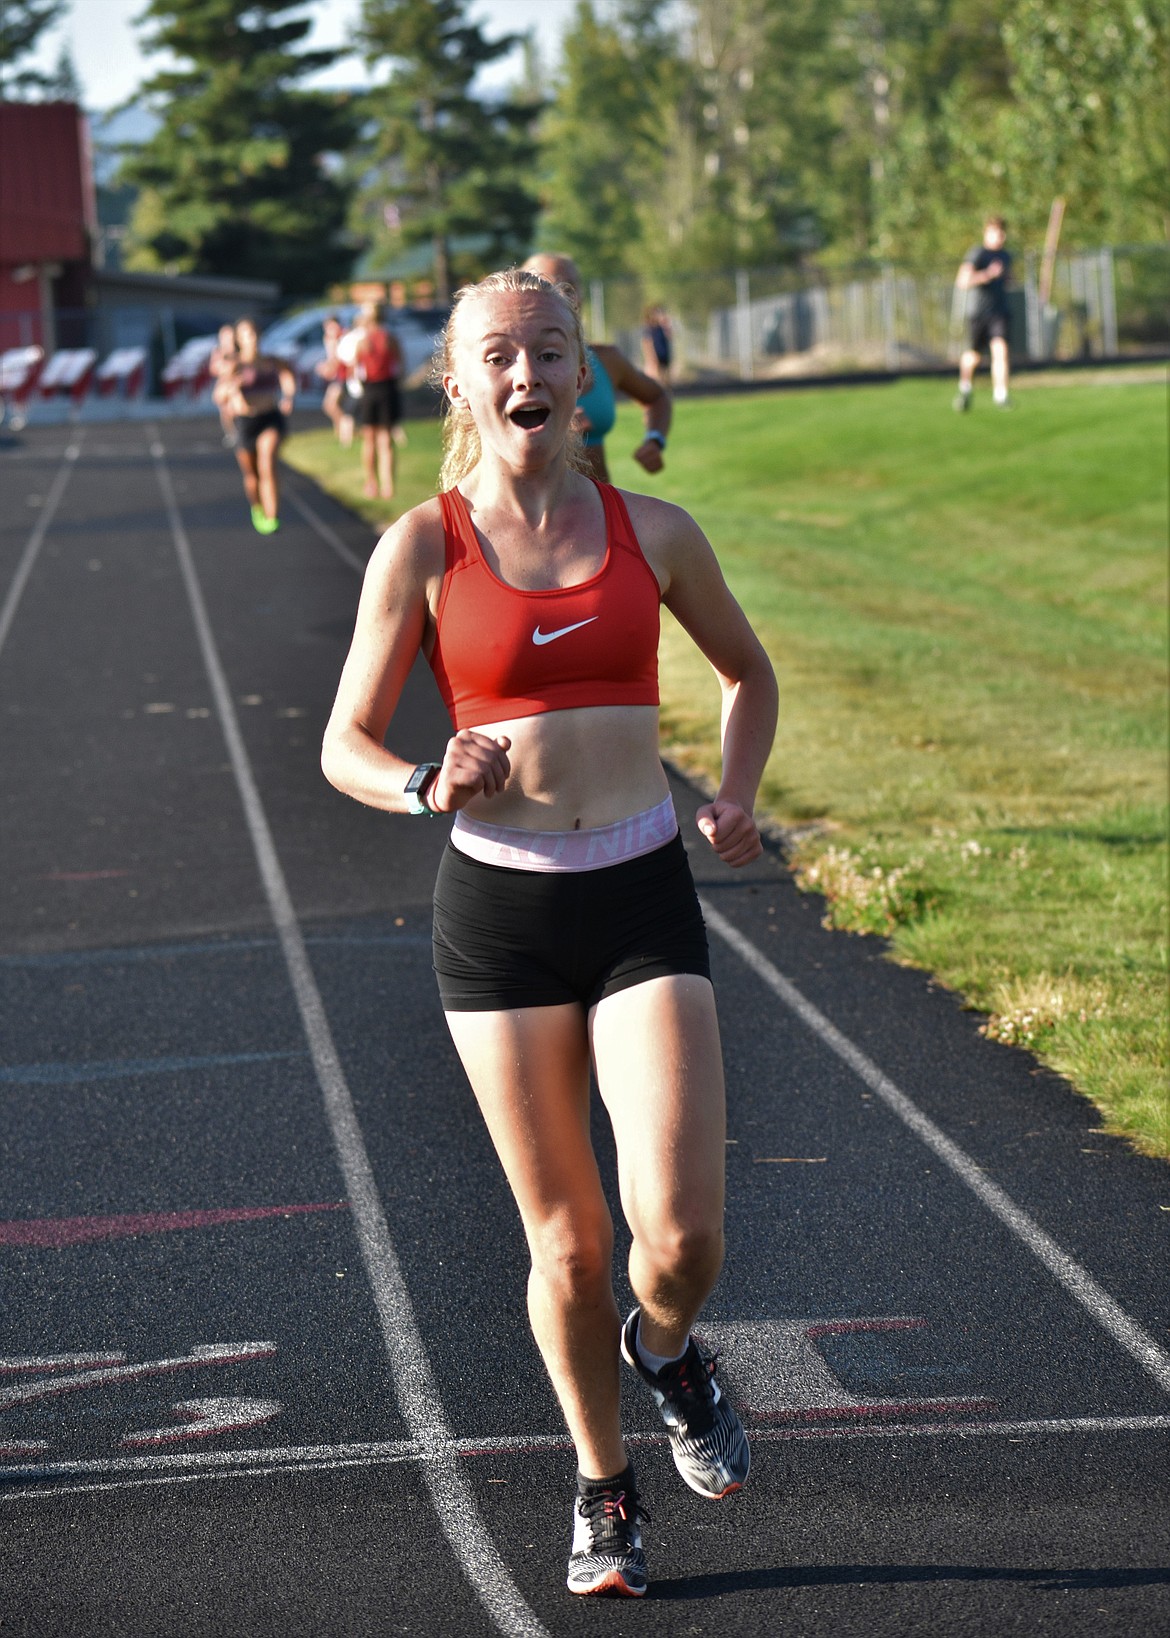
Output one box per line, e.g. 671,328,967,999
286,370,1169,1157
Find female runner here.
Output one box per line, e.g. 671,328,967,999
224,318,296,534
321,268,777,1598
315,314,355,447
209,323,239,446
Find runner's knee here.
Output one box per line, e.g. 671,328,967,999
528,1212,614,1306
635,1217,723,1288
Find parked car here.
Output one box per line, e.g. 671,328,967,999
260,302,449,384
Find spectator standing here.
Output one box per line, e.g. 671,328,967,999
352,301,405,500
641,304,674,384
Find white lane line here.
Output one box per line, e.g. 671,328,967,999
700,897,1170,1397
5,1414,1169,1502
0,434,82,661
284,483,371,574
150,441,549,1638
2,1436,419,1480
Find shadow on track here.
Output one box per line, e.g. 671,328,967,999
657,1563,1170,1598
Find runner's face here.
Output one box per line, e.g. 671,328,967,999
445,290,586,470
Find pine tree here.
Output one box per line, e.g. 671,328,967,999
354,0,542,301
121,0,357,294
46,43,83,102
0,0,66,98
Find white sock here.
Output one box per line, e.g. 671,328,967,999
993,386,1008,403
635,1322,688,1376
958,381,972,396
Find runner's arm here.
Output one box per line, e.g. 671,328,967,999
321,510,510,815
630,496,777,865
595,344,671,473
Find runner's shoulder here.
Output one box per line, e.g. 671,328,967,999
613,488,709,589
365,496,446,594
616,487,705,549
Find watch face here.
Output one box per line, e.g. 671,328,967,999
405,763,438,795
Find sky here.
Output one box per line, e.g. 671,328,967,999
31,0,580,111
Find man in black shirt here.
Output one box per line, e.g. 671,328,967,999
954,215,1012,411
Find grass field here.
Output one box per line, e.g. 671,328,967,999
285,370,1169,1157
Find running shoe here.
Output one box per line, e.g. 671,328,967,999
566,1478,648,1597
250,506,279,535
621,1307,750,1499
952,391,971,412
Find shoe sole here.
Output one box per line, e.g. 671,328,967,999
675,1464,748,1500
568,1571,646,1597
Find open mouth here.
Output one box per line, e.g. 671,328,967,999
510,405,550,429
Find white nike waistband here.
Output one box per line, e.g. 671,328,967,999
449,794,677,873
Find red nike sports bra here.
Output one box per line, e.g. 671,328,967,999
430,482,661,729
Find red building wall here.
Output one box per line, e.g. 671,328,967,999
0,101,95,348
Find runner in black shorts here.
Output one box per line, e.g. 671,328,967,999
954,215,1013,411
322,267,777,1599
235,404,286,451
223,318,296,532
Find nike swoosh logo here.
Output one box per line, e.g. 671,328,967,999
532,618,598,646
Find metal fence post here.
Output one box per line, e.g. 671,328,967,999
735,269,753,381
881,264,898,371
1024,251,1041,359
589,280,605,344
1099,248,1118,356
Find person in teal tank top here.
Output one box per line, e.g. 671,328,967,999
524,253,671,484
577,346,616,447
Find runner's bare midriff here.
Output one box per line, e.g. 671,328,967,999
461,703,669,831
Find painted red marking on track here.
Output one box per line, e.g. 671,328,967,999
0,1202,348,1248
40,870,131,881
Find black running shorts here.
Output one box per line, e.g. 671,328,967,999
358,378,401,429
235,407,286,451
966,311,1009,353
432,831,711,1012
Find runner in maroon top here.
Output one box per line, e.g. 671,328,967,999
223,318,296,534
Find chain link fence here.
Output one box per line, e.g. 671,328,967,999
592,246,1169,384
